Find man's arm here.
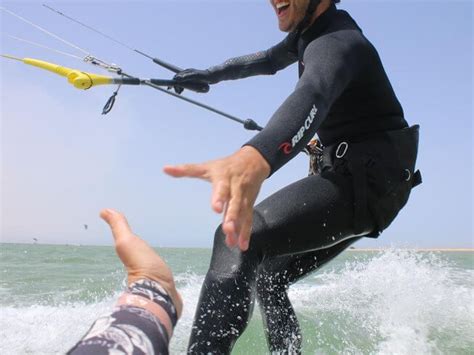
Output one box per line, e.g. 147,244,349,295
174,33,298,86
245,31,365,175
205,33,299,82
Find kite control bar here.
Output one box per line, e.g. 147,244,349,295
1,54,263,131
1,6,264,132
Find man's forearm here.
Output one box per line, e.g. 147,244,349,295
206,51,278,83
206,33,298,83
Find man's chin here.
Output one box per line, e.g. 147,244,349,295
278,22,294,33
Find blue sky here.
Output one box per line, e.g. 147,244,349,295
1,0,472,248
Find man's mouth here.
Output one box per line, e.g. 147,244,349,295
276,2,290,18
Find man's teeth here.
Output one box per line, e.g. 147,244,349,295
276,2,290,10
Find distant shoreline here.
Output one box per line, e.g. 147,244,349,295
1,242,473,252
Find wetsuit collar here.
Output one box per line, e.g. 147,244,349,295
301,3,337,41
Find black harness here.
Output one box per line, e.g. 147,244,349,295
310,126,422,238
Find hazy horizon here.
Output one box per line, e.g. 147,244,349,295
2,242,474,252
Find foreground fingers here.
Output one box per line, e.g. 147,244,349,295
100,209,133,243
100,209,183,317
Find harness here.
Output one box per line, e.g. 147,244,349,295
307,126,422,237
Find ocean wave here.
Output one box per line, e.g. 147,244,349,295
289,249,474,354
0,299,116,354
0,249,472,354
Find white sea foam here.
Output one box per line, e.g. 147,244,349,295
169,272,205,354
289,249,474,354
0,250,472,354
0,275,206,354
0,298,116,354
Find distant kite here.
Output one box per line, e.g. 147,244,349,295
84,224,88,230
33,238,38,243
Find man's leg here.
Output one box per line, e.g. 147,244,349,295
256,237,361,353
187,172,374,354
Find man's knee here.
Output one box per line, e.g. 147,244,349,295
209,213,267,275
212,224,227,250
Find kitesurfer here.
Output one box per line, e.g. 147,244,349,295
168,0,421,353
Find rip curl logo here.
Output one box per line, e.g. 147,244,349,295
279,142,293,154
279,104,318,155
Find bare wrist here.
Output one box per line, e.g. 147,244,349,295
239,145,271,178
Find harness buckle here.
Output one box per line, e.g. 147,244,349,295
335,141,349,158
404,169,411,182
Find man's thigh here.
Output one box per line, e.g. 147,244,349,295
251,172,370,257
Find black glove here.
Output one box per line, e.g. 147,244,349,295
172,68,214,94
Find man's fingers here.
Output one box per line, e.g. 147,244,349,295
223,220,239,248
223,194,243,226
163,164,208,179
211,181,230,213
238,213,253,252
222,189,244,243
222,180,259,249
100,209,133,243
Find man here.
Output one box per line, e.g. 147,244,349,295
167,0,421,353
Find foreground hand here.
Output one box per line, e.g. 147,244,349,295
164,146,270,251
100,208,183,317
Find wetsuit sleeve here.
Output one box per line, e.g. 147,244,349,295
206,33,298,83
68,279,178,355
245,32,364,175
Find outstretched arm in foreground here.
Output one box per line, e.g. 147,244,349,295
68,209,183,355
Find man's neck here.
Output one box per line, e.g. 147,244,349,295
304,1,333,31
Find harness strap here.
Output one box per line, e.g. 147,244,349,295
319,142,371,235
347,158,370,235
412,170,422,188
317,132,421,238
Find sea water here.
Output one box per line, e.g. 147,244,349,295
0,244,472,354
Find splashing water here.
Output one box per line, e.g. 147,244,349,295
290,249,473,354
0,246,472,354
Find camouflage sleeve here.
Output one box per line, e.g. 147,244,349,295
68,279,178,355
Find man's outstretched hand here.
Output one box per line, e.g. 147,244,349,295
163,146,270,251
100,208,183,317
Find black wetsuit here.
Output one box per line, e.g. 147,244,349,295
183,5,420,354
